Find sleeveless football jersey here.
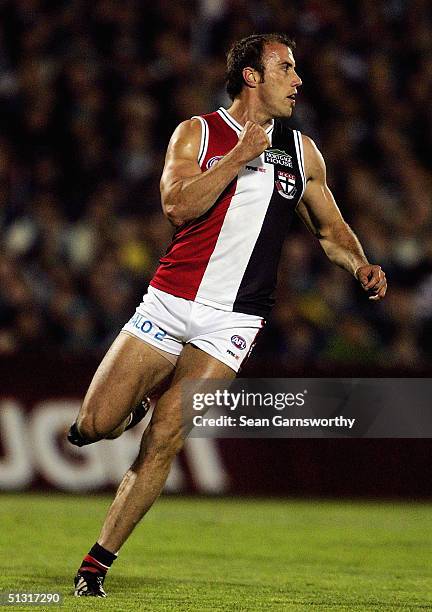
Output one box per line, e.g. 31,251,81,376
150,107,306,318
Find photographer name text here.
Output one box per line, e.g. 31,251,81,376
193,415,356,429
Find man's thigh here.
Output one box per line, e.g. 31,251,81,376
80,331,175,434
149,343,236,437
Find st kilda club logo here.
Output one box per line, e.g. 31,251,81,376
275,170,297,199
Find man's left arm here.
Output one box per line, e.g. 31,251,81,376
296,135,387,300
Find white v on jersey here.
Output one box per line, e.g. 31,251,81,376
151,107,306,318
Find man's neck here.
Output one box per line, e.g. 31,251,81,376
225,99,273,130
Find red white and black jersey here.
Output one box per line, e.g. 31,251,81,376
150,107,306,318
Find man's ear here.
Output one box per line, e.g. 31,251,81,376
242,67,258,88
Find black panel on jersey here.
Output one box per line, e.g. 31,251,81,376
233,121,304,318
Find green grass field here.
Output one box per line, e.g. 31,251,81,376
0,494,430,611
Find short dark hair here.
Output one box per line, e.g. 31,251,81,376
226,33,296,100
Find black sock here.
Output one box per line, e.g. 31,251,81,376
79,542,117,575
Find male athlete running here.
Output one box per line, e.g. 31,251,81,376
68,33,387,596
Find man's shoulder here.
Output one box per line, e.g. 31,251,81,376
192,109,223,123
174,109,221,129
300,134,321,162
170,118,202,140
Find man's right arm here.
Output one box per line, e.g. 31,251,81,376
160,119,270,227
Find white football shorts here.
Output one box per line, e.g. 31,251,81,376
122,286,265,372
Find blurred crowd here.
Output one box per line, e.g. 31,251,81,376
0,0,431,372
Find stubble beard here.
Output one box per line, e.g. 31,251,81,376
273,97,295,119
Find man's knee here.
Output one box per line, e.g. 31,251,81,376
76,412,102,442
146,427,184,463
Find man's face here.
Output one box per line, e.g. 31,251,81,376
255,43,302,119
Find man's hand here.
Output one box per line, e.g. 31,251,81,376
232,121,270,164
355,265,387,301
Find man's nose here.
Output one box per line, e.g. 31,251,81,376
293,71,302,87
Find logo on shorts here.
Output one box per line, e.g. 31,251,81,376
231,335,247,350
264,148,293,167
206,155,223,169
275,170,297,199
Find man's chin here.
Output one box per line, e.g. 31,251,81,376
274,108,293,119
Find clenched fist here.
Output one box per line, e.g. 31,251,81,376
356,264,387,300
233,121,271,164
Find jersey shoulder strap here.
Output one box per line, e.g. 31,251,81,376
191,111,238,170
